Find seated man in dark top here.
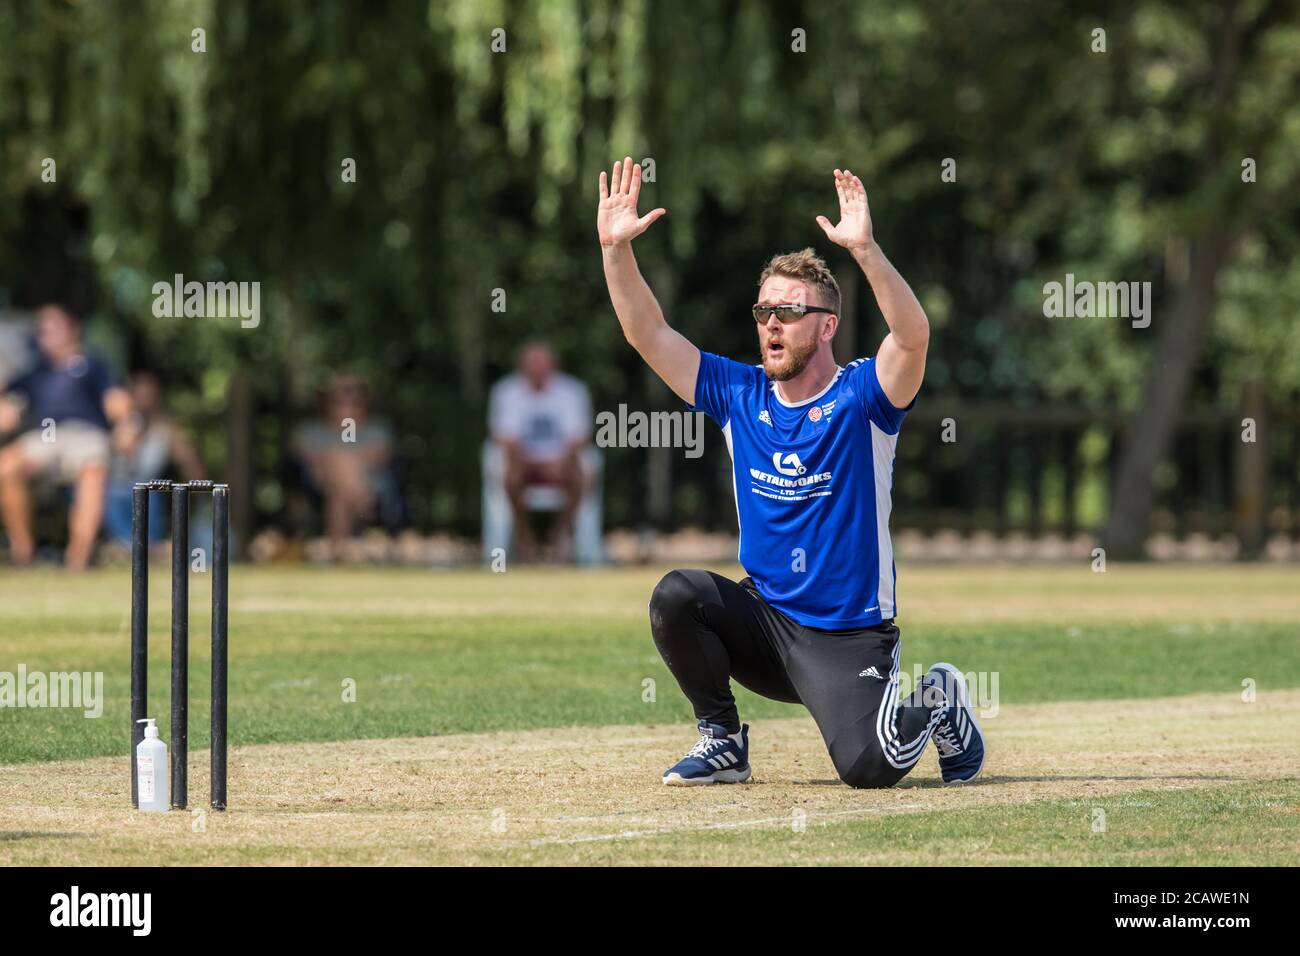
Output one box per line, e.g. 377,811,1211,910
291,373,398,561
0,305,131,569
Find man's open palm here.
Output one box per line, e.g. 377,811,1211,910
816,168,874,252
598,156,666,247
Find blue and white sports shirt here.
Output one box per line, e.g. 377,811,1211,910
691,352,914,629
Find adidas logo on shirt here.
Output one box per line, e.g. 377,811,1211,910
858,666,885,680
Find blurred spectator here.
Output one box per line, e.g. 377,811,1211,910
292,373,398,561
103,370,206,548
488,340,592,561
0,305,131,569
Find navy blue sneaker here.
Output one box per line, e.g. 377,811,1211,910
662,720,751,786
926,663,986,783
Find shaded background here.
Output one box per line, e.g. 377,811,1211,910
1,0,1297,559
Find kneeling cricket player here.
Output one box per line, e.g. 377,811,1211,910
597,158,985,787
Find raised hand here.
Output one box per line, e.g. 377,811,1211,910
598,155,666,247
816,168,874,252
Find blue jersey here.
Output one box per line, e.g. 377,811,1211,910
691,352,913,629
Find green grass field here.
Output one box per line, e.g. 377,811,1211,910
1,562,1297,865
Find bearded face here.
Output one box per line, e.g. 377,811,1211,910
760,329,821,381
754,277,833,382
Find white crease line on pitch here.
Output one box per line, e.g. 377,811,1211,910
519,803,927,847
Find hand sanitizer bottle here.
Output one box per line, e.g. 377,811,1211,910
136,718,169,811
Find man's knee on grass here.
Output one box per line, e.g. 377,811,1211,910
834,745,908,790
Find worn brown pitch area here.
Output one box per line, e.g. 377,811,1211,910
1,689,1296,865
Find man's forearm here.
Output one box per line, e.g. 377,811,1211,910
853,242,929,351
600,239,699,404
601,242,668,348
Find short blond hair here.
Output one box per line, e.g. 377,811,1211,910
757,248,841,315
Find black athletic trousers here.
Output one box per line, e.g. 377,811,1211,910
649,569,944,788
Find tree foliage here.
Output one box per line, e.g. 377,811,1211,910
1,0,1296,536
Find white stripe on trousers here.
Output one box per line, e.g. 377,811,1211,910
876,640,946,769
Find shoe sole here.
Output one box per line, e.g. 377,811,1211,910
662,766,752,786
930,662,986,784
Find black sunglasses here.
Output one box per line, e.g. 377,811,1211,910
752,303,836,324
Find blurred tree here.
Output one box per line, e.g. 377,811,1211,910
0,0,1296,549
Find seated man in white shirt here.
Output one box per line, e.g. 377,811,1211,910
488,340,592,561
